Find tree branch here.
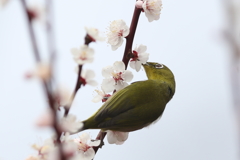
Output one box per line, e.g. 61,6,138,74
93,6,142,155
20,0,65,159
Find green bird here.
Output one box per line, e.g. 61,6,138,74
80,62,175,132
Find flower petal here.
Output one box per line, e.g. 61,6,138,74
136,44,147,54
142,0,162,22
122,70,133,82
101,78,115,93
107,130,117,144
102,66,114,78
60,114,83,133
79,133,90,144
111,37,123,51
83,148,95,160
135,61,142,72
106,131,129,145
113,61,125,72
129,61,136,70
86,80,98,86
115,81,128,91
85,27,105,42
89,140,101,147
92,94,103,103
116,131,129,142
138,52,149,63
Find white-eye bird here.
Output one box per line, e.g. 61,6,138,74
78,62,175,132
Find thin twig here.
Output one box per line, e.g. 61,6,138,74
20,0,65,159
122,7,142,68
63,34,93,116
64,65,83,116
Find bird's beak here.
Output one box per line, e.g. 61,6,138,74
142,62,150,66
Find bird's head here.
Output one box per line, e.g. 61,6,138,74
142,62,175,82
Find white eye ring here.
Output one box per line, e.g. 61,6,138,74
155,64,164,69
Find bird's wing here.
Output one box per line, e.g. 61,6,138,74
94,80,170,124
97,102,164,132
94,85,134,122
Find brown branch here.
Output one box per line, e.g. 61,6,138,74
122,7,142,69
64,65,83,116
93,5,142,155
21,0,41,62
63,33,93,116
20,0,66,159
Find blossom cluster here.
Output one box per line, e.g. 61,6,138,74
136,0,163,22
26,132,100,160
21,0,163,158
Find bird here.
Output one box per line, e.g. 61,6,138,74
79,62,175,132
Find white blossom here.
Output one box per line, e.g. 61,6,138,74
61,133,79,159
142,0,162,22
28,134,81,160
85,27,105,42
60,114,83,133
25,63,51,81
107,19,130,51
106,130,129,145
31,138,56,160
101,61,133,93
81,70,98,87
74,133,100,160
92,87,111,103
129,44,149,72
54,86,72,107
71,45,94,65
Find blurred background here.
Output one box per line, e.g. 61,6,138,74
0,0,239,159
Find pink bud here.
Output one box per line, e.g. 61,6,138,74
135,0,143,9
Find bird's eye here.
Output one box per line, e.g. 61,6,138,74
155,64,164,69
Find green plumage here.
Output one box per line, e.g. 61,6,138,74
82,62,175,132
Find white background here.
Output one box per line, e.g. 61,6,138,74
0,0,239,160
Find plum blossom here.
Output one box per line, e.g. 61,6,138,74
60,114,83,133
107,19,130,51
101,61,133,93
74,133,100,160
60,133,80,159
25,63,51,81
54,86,72,108
142,0,162,22
80,70,98,87
28,135,81,160
71,45,94,65
30,138,56,160
130,44,149,72
85,27,105,42
106,130,129,145
92,87,111,103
